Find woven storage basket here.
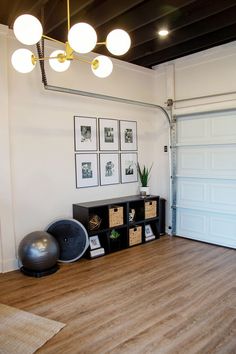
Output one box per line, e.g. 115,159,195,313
109,206,123,228
129,226,142,246
145,200,157,219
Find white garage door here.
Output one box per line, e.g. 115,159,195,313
176,110,236,248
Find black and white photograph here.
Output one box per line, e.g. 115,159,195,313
81,125,91,142
104,127,114,143
82,162,93,179
120,120,137,150
100,153,119,185
125,128,133,143
74,116,97,151
145,224,154,237
89,235,101,250
99,118,119,150
75,153,98,188
120,153,138,183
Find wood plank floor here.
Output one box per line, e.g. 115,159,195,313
0,236,235,354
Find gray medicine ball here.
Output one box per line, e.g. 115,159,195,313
18,231,59,271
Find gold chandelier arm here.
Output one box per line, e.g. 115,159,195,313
67,0,71,32
31,54,62,65
37,56,59,60
72,55,92,65
73,55,100,70
42,34,65,45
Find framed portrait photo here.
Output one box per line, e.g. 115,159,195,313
120,120,137,151
89,235,101,250
99,118,119,150
145,224,154,237
74,116,97,151
120,153,138,183
75,153,98,188
100,153,120,186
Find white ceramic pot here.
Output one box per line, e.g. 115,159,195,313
140,186,150,197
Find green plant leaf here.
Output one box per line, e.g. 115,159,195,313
137,162,153,187
110,229,120,239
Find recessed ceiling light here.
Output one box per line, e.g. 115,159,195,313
158,29,169,37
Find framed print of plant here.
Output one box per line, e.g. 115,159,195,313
120,152,138,183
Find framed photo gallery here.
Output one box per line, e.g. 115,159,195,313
74,116,138,188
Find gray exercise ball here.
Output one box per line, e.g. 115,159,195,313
18,231,59,272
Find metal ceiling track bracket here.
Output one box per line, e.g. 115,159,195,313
44,84,171,125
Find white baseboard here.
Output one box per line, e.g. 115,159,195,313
0,257,19,273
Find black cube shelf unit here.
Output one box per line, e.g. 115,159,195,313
73,195,164,258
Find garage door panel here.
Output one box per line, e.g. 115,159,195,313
178,111,236,145
209,215,236,241
178,117,207,144
211,150,236,171
177,178,236,213
178,180,205,203
177,146,236,178
177,209,207,236
209,183,236,207
210,114,236,141
177,209,236,248
178,149,207,172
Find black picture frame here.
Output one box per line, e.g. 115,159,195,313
74,116,97,151
75,153,99,188
89,235,101,250
120,152,138,183
120,120,137,151
99,118,119,151
100,153,120,186
145,224,154,237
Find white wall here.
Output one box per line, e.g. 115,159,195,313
0,26,170,272
0,26,17,272
154,41,236,113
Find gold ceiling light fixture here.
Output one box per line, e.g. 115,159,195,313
11,0,131,78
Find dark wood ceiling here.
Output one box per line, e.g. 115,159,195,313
1,0,236,69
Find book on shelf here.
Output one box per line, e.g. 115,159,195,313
90,248,105,258
145,235,155,242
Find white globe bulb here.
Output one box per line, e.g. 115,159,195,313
13,14,43,45
68,23,97,53
49,50,71,72
106,29,131,56
91,55,113,78
11,48,36,73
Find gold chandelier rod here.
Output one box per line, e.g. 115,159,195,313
42,34,65,45
41,0,108,55
72,56,92,64
37,56,58,60
41,0,71,46
67,0,71,32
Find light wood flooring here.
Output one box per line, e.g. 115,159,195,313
0,236,236,354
